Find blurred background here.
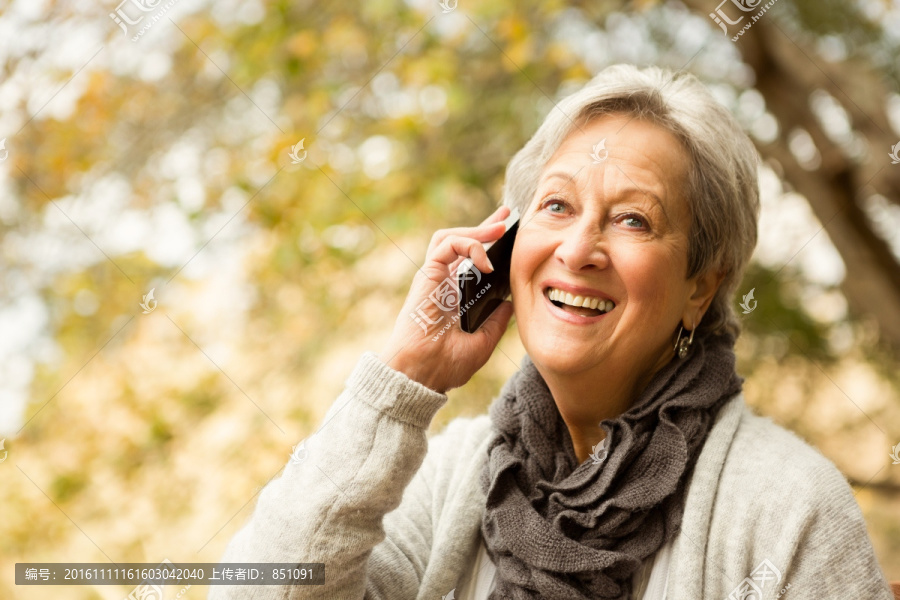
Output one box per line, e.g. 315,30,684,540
1,0,899,597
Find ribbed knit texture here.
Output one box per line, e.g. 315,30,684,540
208,351,894,600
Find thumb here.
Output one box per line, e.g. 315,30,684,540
477,301,514,345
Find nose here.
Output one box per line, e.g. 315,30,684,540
553,214,610,272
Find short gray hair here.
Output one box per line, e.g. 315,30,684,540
501,64,760,340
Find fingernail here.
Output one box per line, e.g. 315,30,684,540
486,256,494,271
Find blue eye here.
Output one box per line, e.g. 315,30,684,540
622,214,645,228
543,199,566,213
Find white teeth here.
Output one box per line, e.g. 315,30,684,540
547,288,614,312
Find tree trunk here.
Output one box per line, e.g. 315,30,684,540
674,1,900,350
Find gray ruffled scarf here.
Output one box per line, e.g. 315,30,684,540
479,329,743,600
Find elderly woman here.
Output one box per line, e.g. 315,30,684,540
210,65,893,600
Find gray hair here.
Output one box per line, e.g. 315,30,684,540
501,64,760,340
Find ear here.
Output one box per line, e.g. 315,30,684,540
682,268,725,329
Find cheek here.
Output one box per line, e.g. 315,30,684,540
509,230,545,294
620,247,686,310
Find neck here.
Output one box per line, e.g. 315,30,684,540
535,350,675,464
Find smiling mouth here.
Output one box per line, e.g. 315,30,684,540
545,287,615,318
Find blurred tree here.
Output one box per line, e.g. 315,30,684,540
1,1,898,597
673,0,900,351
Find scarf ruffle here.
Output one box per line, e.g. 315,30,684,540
479,330,743,600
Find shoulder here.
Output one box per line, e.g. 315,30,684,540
697,400,893,598
707,397,873,559
670,395,891,597
723,402,852,504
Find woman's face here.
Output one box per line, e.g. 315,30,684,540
510,114,703,382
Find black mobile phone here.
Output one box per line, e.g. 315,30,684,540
457,207,520,333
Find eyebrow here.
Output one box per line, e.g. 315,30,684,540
540,170,666,210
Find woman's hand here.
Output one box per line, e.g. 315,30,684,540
377,205,515,394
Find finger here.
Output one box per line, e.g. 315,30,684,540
428,206,510,250
428,222,506,253
476,300,514,344
448,255,466,276
431,235,494,274
478,204,511,227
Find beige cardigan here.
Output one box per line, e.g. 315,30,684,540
208,351,894,600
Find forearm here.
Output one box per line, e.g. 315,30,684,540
207,351,448,600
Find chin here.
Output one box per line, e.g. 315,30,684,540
525,336,600,377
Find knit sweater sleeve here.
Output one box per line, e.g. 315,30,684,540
206,351,449,600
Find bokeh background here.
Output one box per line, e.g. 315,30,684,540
1,0,899,597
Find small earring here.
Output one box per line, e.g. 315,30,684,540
674,320,695,359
